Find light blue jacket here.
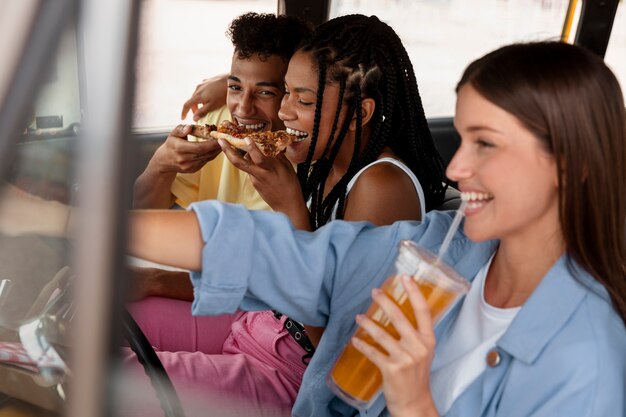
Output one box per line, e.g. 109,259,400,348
189,201,626,417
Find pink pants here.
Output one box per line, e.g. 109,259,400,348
121,297,307,416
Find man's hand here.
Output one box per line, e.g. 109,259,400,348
133,125,221,208
127,266,194,302
150,124,221,174
181,75,228,121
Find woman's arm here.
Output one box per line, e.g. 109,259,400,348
128,210,203,271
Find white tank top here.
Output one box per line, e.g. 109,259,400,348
330,157,426,220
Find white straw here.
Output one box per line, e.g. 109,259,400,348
437,200,468,260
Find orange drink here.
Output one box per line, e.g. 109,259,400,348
327,241,469,409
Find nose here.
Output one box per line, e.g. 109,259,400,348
235,91,254,116
445,143,473,183
278,94,295,122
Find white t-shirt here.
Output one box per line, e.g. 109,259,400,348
430,256,520,415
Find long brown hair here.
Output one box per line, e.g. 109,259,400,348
457,42,626,324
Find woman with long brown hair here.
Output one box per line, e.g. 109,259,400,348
4,41,624,416
129,41,626,416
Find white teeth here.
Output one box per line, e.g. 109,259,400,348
286,127,308,138
461,192,493,202
243,123,265,131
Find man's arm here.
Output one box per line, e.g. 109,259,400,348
133,165,178,209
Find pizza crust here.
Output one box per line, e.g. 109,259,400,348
189,124,217,142
209,131,247,148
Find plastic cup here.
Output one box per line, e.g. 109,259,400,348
327,240,470,409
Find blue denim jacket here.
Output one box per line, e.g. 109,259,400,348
189,201,626,417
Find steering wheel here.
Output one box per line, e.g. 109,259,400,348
123,308,186,417
15,263,184,417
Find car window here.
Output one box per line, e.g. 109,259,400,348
605,1,626,100
330,0,571,118
132,0,277,130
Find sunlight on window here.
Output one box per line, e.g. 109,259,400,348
133,0,276,130
331,0,570,118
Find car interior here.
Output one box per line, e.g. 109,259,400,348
0,0,623,416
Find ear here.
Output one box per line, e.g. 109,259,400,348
349,98,376,131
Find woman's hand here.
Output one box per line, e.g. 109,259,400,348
351,276,439,417
218,137,311,229
180,75,228,121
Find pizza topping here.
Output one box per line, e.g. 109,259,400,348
209,129,298,157
217,120,252,138
189,120,304,157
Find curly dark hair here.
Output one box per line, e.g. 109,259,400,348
296,15,448,229
227,13,313,62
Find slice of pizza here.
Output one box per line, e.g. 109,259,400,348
209,130,298,157
188,124,218,142
189,120,302,157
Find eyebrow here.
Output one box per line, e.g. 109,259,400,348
293,87,316,94
228,75,281,89
461,125,505,135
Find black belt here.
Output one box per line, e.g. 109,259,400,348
273,311,315,364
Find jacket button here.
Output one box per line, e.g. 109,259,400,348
486,349,501,367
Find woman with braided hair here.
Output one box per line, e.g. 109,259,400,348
218,12,447,366
221,14,447,232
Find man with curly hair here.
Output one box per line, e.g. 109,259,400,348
134,13,312,211
130,13,311,299
125,13,313,416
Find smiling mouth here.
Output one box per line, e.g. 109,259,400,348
286,127,308,142
461,191,494,210
234,119,267,132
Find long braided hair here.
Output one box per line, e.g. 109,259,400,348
296,15,447,229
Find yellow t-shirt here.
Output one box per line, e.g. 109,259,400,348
170,106,271,211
